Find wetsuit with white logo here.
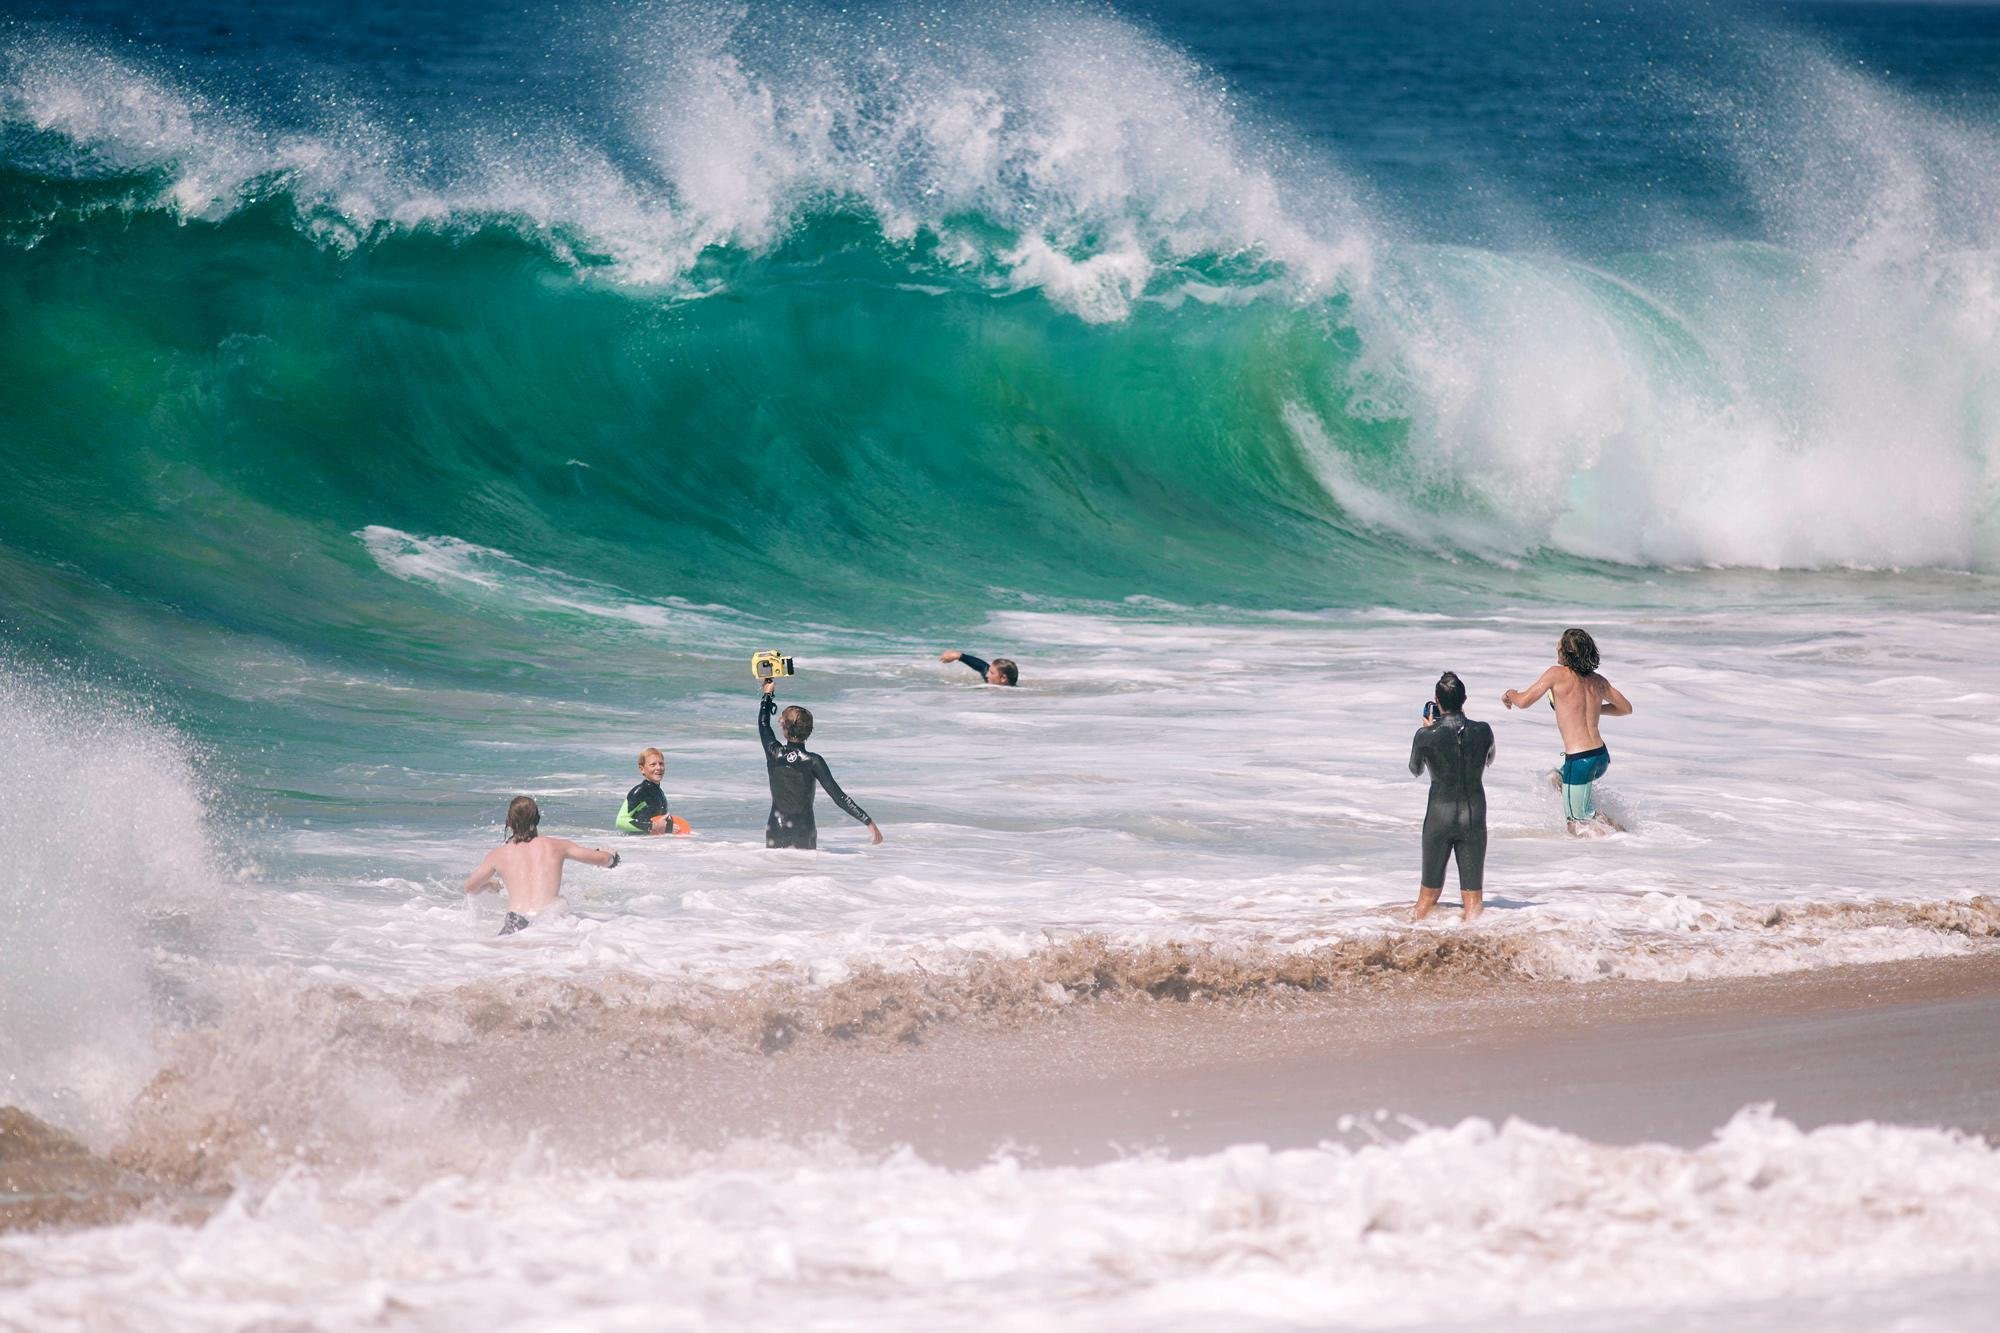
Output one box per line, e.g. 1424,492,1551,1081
759,693,871,849
1410,711,1496,894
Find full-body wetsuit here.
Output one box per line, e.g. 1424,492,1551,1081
1410,711,1496,894
759,693,872,849
953,653,993,679
616,778,671,835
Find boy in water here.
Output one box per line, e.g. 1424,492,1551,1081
1411,671,1495,923
463,796,621,935
1501,627,1634,834
759,677,884,849
615,747,688,836
938,649,1019,686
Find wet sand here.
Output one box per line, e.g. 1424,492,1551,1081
10,950,2000,1231
459,949,2000,1168
891,951,2000,1164
0,1109,211,1233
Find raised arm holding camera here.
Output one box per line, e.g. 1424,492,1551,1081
755,656,883,849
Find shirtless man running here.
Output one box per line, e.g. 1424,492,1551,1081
1501,627,1634,834
462,796,621,934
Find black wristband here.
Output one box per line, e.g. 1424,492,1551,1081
607,851,621,868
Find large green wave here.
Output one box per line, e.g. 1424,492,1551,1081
4,155,1998,698
0,178,1432,661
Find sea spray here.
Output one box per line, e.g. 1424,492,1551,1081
0,669,222,1141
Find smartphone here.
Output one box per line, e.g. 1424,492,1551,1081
1422,701,1440,722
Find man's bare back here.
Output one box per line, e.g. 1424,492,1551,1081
463,797,619,932
1502,663,1629,753
1501,629,1633,833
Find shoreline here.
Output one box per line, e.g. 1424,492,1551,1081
709,948,2000,1167
8,949,2000,1232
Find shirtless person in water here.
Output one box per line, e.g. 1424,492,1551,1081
1501,627,1634,834
462,796,621,934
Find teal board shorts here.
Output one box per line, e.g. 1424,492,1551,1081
1560,746,1609,821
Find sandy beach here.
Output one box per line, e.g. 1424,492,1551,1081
492,948,2000,1168
12,947,1998,1236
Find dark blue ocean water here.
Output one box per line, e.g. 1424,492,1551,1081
13,0,2000,252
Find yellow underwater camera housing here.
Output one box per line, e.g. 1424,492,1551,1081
751,650,795,680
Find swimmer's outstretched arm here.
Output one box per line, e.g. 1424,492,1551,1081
939,649,990,678
462,850,501,896
1502,666,1561,710
550,837,620,868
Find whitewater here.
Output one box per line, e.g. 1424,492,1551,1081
4,0,2000,1328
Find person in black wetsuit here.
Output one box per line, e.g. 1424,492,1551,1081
1409,671,1496,923
938,649,1019,686
758,677,884,849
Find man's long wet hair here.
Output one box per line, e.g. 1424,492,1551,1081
506,795,541,843
1434,671,1466,713
780,704,814,743
1559,627,1600,676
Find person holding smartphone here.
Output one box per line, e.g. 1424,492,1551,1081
1410,671,1495,923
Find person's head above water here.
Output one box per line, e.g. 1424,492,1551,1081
637,747,664,783
505,795,541,843
1434,671,1467,713
1558,627,1600,676
988,658,1019,686
780,704,814,744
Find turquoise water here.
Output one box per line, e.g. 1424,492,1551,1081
5,4,2000,1326
2,0,1996,950
1,0,1996,882
6,3,1999,676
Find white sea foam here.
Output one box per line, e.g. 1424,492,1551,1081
1309,235,2000,570
0,671,224,1141
210,593,2000,1009
1285,35,2000,573
356,526,741,636
4,1107,1999,1329
0,8,1371,309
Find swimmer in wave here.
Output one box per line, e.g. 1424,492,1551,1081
938,649,1019,686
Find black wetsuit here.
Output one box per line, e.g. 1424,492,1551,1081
759,693,872,849
1409,711,1496,894
954,652,993,679
617,778,670,835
